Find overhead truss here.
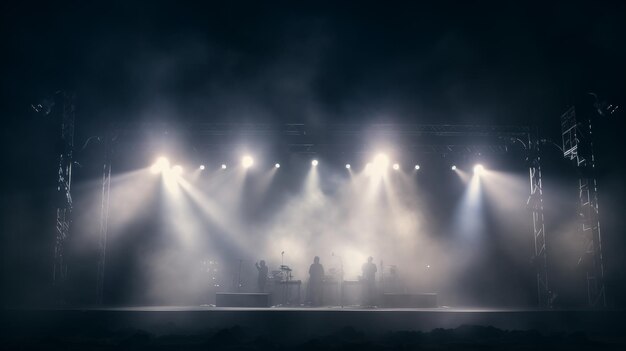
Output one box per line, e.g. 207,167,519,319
94,122,548,308
108,122,530,155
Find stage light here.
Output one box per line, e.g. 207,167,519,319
199,164,205,170
242,155,254,168
414,164,420,170
275,163,280,168
150,157,170,174
345,164,351,169
312,159,318,166
172,165,183,175
392,163,400,170
221,164,227,169
474,164,484,175
451,165,457,170
373,153,389,169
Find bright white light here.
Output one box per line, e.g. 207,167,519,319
172,165,183,175
451,165,457,170
392,163,400,170
199,164,205,170
150,157,170,174
221,164,227,169
365,162,372,170
414,164,420,170
345,164,351,169
275,163,280,168
312,159,318,166
373,153,389,169
242,155,254,168
474,164,484,175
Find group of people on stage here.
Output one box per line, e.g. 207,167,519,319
255,256,379,306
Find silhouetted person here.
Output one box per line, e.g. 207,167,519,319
308,256,324,306
255,260,268,292
361,256,377,306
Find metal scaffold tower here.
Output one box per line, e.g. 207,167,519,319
96,133,112,305
98,122,549,306
526,131,551,308
53,92,75,297
561,106,606,308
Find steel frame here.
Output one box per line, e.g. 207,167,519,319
95,134,112,305
527,132,551,308
561,106,606,308
53,92,75,300
97,123,548,306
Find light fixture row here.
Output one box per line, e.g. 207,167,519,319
152,157,484,175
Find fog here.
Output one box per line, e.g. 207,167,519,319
59,149,569,307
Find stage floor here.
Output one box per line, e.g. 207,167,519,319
3,305,626,341
32,305,557,312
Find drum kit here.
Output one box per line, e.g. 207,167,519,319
270,265,293,282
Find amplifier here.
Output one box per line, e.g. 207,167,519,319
382,293,437,308
215,293,271,307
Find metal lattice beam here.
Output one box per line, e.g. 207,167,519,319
96,134,112,305
52,92,75,299
560,106,606,308
98,121,548,308
527,132,551,308
108,123,529,156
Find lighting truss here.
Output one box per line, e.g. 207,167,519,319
53,91,75,302
561,106,606,308
97,122,547,308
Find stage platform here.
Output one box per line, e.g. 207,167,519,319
3,306,626,342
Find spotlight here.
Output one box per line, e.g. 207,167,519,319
172,165,183,175
451,165,457,170
150,157,170,174
275,163,280,168
199,164,205,170
345,164,351,169
312,159,318,166
221,164,227,170
414,164,420,170
474,164,484,175
373,153,389,169
392,163,400,170
242,155,254,168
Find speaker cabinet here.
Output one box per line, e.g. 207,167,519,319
215,293,271,307
382,293,437,308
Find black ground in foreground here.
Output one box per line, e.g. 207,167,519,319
2,325,625,351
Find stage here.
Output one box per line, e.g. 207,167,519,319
3,306,626,342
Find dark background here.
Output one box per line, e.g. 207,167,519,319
0,0,624,308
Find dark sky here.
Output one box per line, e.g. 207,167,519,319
3,0,624,190
2,0,625,135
